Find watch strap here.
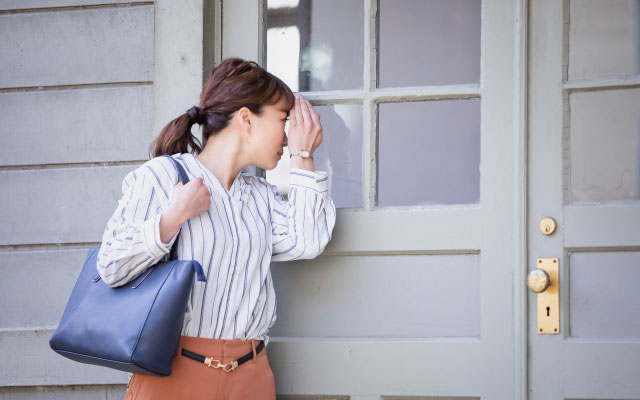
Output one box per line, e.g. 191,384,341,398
289,149,312,158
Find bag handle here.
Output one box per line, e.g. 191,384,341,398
160,155,190,261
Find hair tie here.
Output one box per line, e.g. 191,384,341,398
186,106,206,125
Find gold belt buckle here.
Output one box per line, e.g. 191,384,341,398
204,357,238,372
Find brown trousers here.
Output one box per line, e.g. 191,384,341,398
125,336,276,400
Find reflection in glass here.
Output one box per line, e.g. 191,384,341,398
570,88,640,202
377,99,480,206
266,104,363,209
265,0,364,91
378,0,481,88
266,26,300,91
569,0,640,80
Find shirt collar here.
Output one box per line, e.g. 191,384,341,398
190,153,251,202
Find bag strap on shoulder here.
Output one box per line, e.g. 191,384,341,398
161,155,190,185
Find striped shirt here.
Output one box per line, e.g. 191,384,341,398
96,152,336,346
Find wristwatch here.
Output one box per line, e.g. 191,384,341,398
290,149,312,159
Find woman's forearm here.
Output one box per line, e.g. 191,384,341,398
159,204,186,244
290,156,314,172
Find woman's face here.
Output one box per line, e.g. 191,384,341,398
248,96,290,170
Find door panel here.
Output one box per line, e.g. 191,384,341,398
567,0,640,80
529,1,640,399
569,88,640,202
377,0,481,87
377,99,481,206
569,251,640,338
270,254,480,338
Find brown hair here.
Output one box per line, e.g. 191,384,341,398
149,57,295,158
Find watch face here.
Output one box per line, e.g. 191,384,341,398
301,150,310,157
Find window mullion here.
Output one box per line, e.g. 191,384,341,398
364,0,378,210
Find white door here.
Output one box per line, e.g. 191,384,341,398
218,0,523,398
529,1,640,399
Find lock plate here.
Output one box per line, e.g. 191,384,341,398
536,257,559,334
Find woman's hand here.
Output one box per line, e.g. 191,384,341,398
159,178,211,244
170,177,211,220
287,94,323,158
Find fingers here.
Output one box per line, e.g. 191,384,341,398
292,94,321,129
294,94,303,126
299,95,312,124
304,98,320,125
289,96,297,126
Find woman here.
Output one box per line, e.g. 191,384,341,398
96,57,337,399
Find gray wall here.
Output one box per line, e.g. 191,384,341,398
0,1,157,398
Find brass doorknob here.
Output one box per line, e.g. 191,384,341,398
527,269,550,293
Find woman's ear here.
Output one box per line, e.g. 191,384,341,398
237,107,252,132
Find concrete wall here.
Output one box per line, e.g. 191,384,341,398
0,1,208,398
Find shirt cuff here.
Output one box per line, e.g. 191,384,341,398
290,168,328,193
142,213,179,258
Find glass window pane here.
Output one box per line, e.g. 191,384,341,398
267,104,363,209
569,0,640,81
265,0,364,91
378,0,481,88
570,88,640,202
377,99,480,206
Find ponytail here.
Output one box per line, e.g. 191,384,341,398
148,106,205,158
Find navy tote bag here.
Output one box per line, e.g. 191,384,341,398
49,155,206,377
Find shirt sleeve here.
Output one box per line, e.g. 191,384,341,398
268,167,337,262
96,157,181,287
